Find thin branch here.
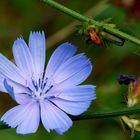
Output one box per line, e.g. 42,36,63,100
1,105,140,129
43,0,140,46
47,0,110,48
72,105,140,121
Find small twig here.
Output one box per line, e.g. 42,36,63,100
47,0,110,48
1,105,140,129
72,105,140,121
43,0,140,46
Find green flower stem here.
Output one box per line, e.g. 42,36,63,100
43,0,140,46
0,105,140,129
43,0,101,25
72,105,140,121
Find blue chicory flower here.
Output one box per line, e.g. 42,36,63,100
0,31,96,135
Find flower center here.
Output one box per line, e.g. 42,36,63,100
28,77,53,100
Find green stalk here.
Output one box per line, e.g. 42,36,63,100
1,105,140,129
43,0,140,46
72,105,140,121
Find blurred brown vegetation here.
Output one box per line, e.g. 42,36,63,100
0,0,140,140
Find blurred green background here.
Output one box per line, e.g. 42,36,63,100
0,0,140,139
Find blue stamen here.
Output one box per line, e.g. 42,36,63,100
45,85,53,93
32,79,38,91
48,95,55,99
39,78,41,86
